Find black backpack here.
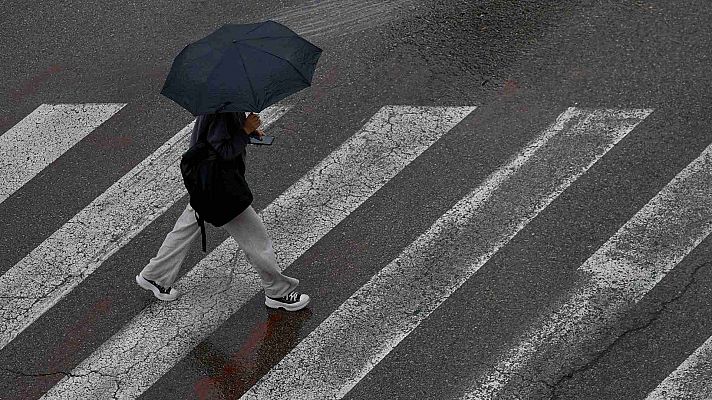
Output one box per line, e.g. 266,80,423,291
180,115,253,252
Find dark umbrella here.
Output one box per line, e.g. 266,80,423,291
160,20,323,116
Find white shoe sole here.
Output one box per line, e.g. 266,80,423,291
135,274,179,301
265,294,310,311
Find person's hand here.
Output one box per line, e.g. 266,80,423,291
243,112,261,135
253,128,266,139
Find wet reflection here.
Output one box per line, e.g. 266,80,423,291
192,307,313,400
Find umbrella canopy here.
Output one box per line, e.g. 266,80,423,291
161,20,323,116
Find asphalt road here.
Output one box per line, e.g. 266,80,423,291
1,0,712,399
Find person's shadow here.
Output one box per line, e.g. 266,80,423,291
192,307,313,399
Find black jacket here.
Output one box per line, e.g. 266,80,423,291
190,111,251,178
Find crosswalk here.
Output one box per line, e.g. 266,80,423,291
2,101,712,399
464,134,712,399
0,104,293,352
240,107,651,399
39,105,475,399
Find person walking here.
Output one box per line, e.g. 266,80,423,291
135,110,310,311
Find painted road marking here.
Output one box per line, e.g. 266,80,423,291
0,103,126,205
645,334,712,400
0,104,293,351
40,105,476,399
272,0,415,39
464,133,712,400
239,108,653,399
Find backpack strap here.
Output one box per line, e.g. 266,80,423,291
195,209,207,252
192,114,216,253
196,113,217,145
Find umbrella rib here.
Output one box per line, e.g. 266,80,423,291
243,23,264,36
237,41,312,84
236,48,259,110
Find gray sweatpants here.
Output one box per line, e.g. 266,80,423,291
140,202,299,298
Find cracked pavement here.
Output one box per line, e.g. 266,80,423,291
2,0,712,399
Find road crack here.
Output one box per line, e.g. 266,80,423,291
548,261,710,399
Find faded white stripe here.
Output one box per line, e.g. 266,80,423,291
645,335,712,399
40,105,476,399
0,104,294,350
0,103,126,204
465,129,712,400
271,0,414,39
240,108,653,399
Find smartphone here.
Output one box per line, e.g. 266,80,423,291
249,134,274,145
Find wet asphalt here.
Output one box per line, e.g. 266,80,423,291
1,0,712,399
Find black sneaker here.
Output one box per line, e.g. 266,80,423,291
136,274,180,301
265,290,310,311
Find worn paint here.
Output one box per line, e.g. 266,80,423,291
40,105,476,399
240,108,653,399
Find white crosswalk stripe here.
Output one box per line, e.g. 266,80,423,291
239,107,653,399
0,103,125,205
39,105,476,399
645,334,712,400
0,104,293,351
463,132,712,400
